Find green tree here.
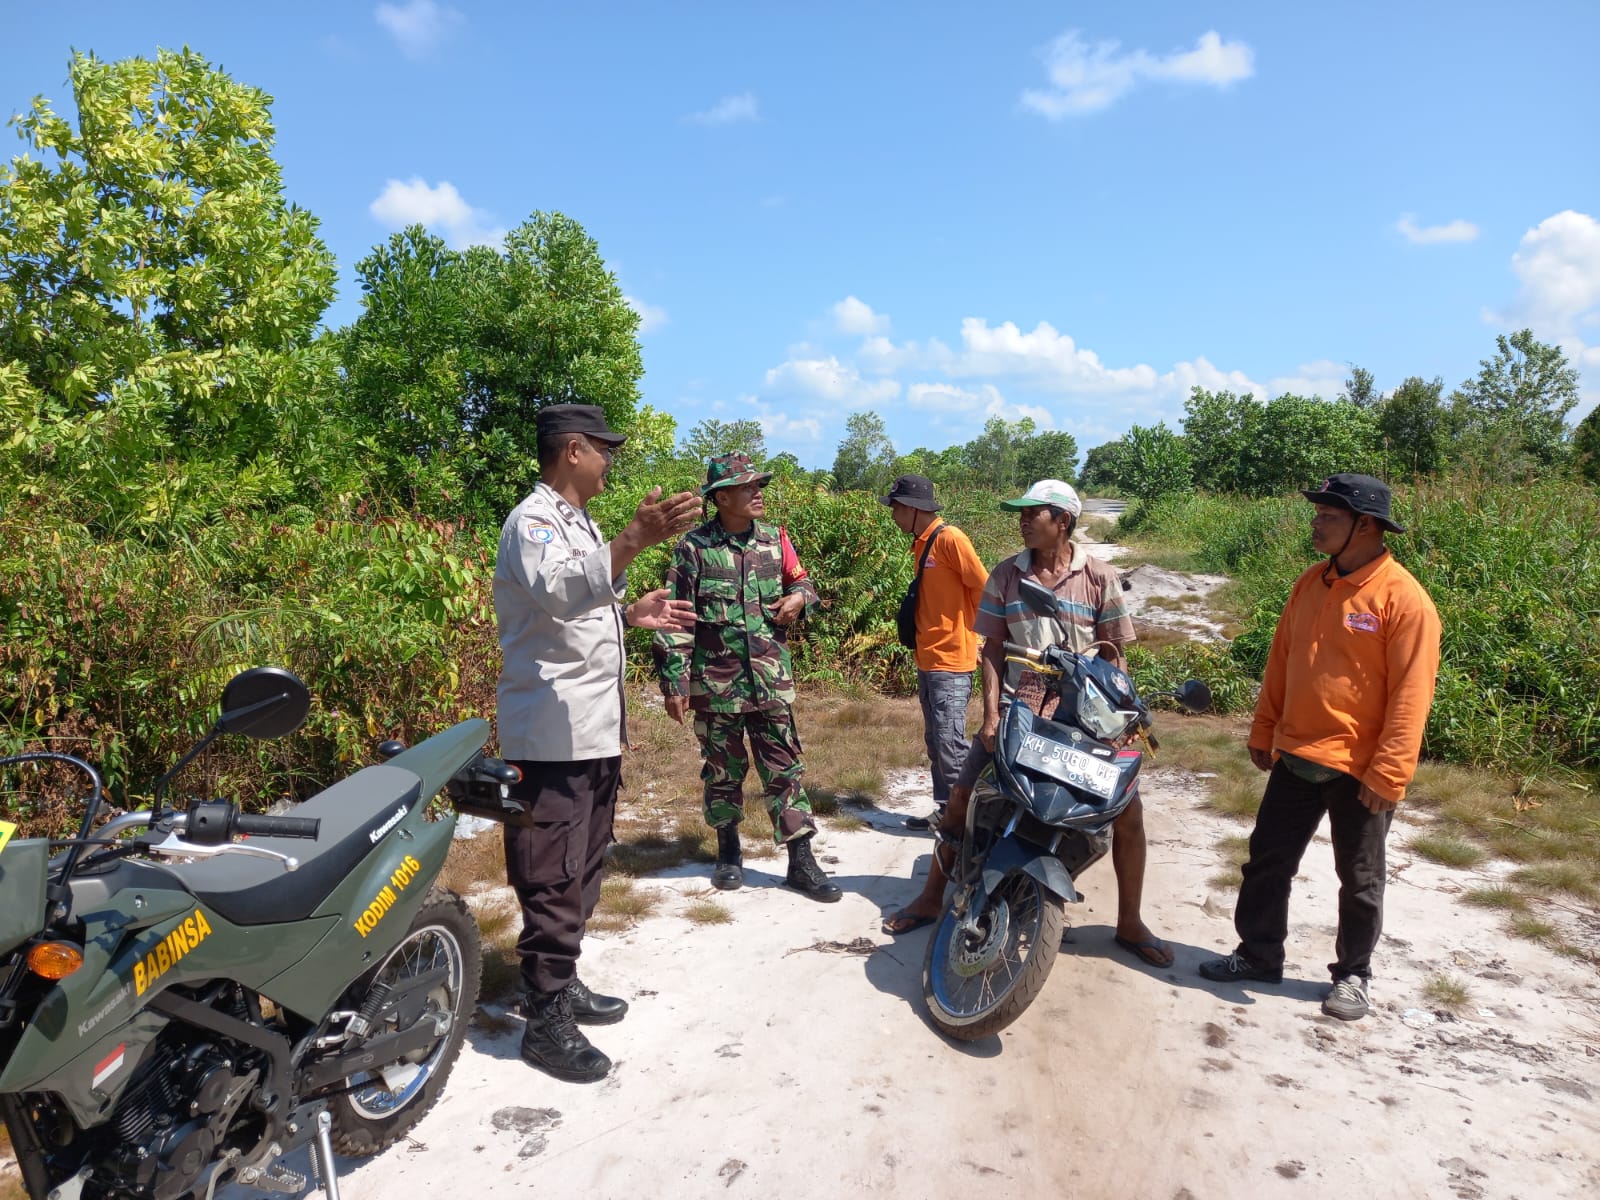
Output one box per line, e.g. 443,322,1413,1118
1341,365,1379,408
1451,329,1580,472
339,212,643,519
1120,422,1194,500
1573,404,1600,485
1247,395,1378,494
1182,388,1260,493
831,410,897,492
0,47,342,531
1016,428,1080,484
1079,439,1133,493
1375,376,1454,480
680,418,766,464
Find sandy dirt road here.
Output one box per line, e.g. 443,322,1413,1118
247,763,1600,1200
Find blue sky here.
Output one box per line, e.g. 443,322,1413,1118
8,2,1599,466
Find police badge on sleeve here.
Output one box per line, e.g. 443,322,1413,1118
526,519,555,544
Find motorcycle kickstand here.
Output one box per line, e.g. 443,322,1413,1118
309,1109,342,1200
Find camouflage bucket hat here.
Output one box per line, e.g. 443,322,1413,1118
702,452,773,496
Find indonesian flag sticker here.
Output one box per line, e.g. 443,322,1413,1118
92,1043,126,1089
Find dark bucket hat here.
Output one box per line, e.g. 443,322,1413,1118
880,474,941,512
703,452,773,496
1301,473,1406,533
535,403,627,446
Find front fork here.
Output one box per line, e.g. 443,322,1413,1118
944,782,1013,938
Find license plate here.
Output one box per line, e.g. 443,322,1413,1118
1014,734,1121,800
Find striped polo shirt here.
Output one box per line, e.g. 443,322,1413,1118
974,547,1135,696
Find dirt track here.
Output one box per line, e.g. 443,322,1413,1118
233,765,1600,1200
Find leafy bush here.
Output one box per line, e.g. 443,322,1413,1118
0,497,496,834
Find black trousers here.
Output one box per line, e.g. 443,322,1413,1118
503,757,620,996
1234,761,1395,981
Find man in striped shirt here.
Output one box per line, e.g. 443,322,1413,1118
883,480,1171,968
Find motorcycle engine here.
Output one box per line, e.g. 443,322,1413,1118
94,1036,259,1200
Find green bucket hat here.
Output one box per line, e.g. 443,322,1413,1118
702,452,773,496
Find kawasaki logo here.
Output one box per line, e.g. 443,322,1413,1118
369,804,408,844
77,984,132,1038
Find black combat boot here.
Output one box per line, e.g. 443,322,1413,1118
564,977,628,1025
712,824,744,891
520,987,611,1083
784,834,842,903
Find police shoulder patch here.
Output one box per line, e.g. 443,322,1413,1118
526,520,555,544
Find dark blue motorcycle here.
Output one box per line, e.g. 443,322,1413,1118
922,577,1209,1041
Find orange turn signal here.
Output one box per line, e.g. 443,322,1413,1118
26,941,84,981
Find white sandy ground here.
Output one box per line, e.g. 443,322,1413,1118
195,762,1600,1200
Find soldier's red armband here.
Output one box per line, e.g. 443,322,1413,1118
779,527,808,587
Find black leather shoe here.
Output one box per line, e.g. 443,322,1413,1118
521,988,611,1082
785,835,842,903
905,807,944,832
564,977,628,1025
712,823,743,890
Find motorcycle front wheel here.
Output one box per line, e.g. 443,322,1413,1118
922,868,1065,1042
328,887,481,1155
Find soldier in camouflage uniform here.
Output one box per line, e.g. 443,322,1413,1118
653,452,842,903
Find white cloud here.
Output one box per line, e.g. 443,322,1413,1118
685,92,760,126
369,177,505,249
1396,214,1480,245
756,408,824,446
833,296,890,336
375,0,462,59
763,356,902,406
1267,360,1348,400
1498,209,1600,419
1022,29,1253,119
624,294,668,335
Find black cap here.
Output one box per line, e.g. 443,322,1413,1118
535,403,627,447
1301,473,1405,533
880,474,941,512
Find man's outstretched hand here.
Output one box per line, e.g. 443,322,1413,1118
631,487,701,547
629,588,695,631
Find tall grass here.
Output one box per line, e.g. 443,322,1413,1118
1119,473,1600,774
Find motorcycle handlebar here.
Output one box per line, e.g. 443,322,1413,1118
234,813,321,840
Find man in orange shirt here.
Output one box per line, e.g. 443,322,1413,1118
1200,474,1441,1020
879,475,990,834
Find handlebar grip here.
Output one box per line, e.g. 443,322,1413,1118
234,813,321,840
1002,641,1042,661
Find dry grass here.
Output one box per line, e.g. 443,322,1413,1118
1144,593,1207,610
683,899,733,925
1409,833,1487,869
588,876,660,933
473,898,522,1002
1130,620,1192,649
1208,833,1251,891
1421,973,1472,1013
1509,862,1599,903
1462,885,1529,913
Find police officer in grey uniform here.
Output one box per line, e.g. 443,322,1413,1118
494,403,699,1083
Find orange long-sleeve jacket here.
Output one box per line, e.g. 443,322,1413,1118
1248,549,1441,804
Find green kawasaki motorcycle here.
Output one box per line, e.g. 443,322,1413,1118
0,668,521,1200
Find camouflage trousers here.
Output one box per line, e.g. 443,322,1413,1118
693,707,816,843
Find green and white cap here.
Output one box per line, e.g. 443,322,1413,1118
999,479,1082,518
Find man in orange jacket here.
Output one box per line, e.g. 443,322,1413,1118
1200,474,1441,1020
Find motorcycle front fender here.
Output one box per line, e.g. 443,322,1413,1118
980,836,1079,903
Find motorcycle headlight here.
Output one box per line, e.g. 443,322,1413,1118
1076,675,1136,742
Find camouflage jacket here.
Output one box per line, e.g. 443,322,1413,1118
653,518,820,713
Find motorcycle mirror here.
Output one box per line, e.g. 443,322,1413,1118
1176,679,1212,713
1017,576,1060,619
218,667,312,740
